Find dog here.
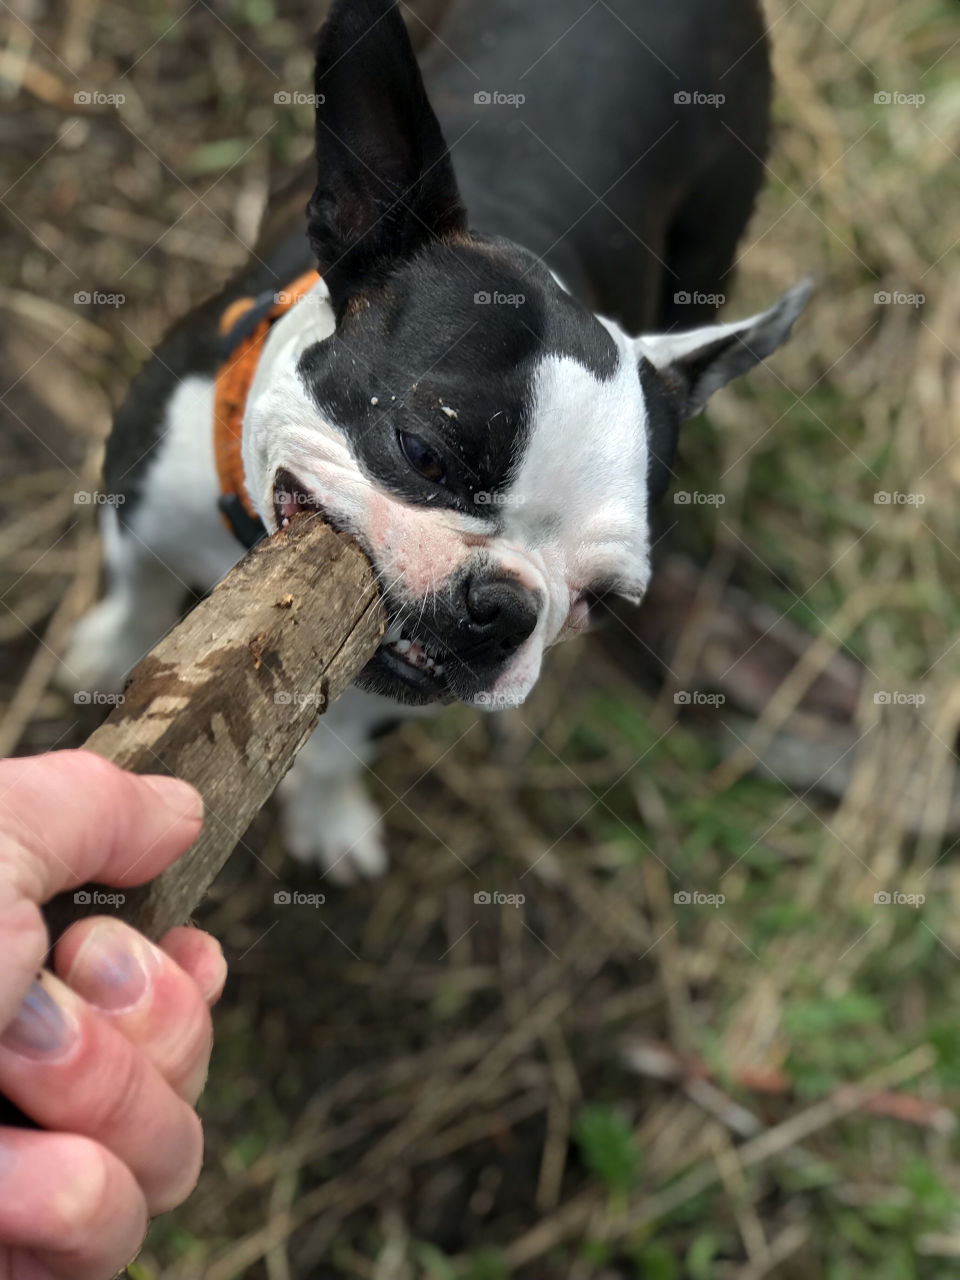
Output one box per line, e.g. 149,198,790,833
62,0,810,880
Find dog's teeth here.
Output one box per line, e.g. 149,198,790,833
395,639,412,654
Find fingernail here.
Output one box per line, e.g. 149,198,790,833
68,923,154,1013
0,980,75,1060
140,775,204,824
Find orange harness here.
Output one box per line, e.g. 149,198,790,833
213,269,319,546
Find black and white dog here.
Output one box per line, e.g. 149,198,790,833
62,0,809,878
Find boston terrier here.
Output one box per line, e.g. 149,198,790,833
61,0,810,879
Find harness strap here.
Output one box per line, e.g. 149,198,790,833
213,269,319,547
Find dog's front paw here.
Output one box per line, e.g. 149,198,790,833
278,771,389,884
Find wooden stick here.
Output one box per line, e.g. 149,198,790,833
43,513,384,941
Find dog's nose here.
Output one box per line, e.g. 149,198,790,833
464,576,538,655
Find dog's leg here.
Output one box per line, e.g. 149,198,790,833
59,506,189,696
278,688,432,883
658,130,769,333
277,688,394,883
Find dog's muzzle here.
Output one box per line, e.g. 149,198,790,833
373,571,541,705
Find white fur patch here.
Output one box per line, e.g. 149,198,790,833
129,374,242,590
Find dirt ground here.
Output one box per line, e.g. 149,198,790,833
1,0,959,1277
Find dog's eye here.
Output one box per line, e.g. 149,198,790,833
397,430,446,484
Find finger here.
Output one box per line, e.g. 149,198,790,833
0,750,202,1030
53,918,216,1103
0,749,203,900
157,926,228,1005
0,972,203,1214
0,1129,146,1280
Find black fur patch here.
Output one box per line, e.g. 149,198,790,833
297,239,617,518
637,355,682,504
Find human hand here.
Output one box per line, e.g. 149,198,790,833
0,750,226,1279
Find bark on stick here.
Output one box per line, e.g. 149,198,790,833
44,514,384,940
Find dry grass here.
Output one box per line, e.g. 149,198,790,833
1,0,959,1276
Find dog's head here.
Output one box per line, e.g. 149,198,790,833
243,0,809,708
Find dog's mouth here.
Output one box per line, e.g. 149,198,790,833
272,468,452,703
273,468,332,532
375,619,450,698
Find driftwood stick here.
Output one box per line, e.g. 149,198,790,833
44,513,384,941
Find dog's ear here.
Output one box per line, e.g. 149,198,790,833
636,280,812,501
307,0,467,317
